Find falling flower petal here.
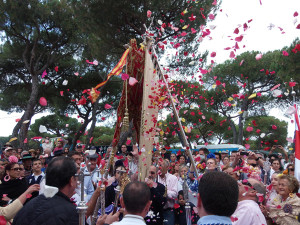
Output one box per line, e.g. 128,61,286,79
39,97,47,106
62,80,68,86
282,51,289,56
104,104,112,109
129,77,138,86
121,73,129,80
255,54,262,60
42,70,47,78
272,125,277,130
147,10,152,18
210,52,216,57
54,66,58,72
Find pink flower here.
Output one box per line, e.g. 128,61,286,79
282,51,289,56
255,54,262,60
147,10,152,18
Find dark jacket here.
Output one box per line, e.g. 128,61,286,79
0,178,28,206
12,192,79,225
145,182,167,225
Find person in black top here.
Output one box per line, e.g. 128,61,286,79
12,156,79,225
144,165,166,225
174,190,199,225
0,161,28,206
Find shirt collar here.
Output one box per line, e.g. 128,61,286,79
197,215,232,225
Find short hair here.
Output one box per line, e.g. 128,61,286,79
207,158,217,164
214,153,221,159
278,175,299,193
178,190,184,199
222,165,233,172
123,181,150,214
45,156,77,189
198,171,238,217
68,151,82,158
32,158,41,165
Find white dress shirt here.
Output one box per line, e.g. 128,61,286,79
111,214,146,225
232,200,267,225
157,172,178,209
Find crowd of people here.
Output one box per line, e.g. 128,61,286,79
0,139,299,225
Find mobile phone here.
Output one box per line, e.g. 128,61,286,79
240,151,249,156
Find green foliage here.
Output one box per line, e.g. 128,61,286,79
29,114,82,138
90,126,115,146
243,116,288,150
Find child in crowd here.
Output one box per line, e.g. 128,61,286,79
26,158,44,199
174,190,199,225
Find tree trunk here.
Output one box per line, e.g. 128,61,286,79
227,118,237,144
237,115,244,145
72,116,91,150
237,99,249,145
86,100,99,147
12,74,39,150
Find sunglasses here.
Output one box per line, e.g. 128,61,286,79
150,171,156,175
289,168,295,171
241,180,256,190
250,163,257,167
11,168,21,171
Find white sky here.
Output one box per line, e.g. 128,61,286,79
0,0,299,141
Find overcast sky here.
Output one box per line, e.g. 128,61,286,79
0,0,299,141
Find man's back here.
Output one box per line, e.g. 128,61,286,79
12,192,79,225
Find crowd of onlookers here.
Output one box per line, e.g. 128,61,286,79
0,139,298,225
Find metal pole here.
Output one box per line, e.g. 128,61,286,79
76,165,89,225
148,42,199,178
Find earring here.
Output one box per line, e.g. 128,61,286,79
4,174,10,182
289,192,294,198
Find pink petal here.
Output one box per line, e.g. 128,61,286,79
147,10,152,18
39,97,47,106
121,73,129,80
104,104,112,109
229,51,235,58
210,52,216,57
282,51,289,56
255,54,262,60
126,139,131,145
42,70,47,78
235,35,243,42
129,77,138,86
294,11,298,17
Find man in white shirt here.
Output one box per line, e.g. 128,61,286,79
157,159,178,225
232,178,267,225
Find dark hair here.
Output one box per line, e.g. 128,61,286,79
68,151,82,158
32,158,41,164
123,181,150,214
198,171,238,217
199,147,208,152
178,190,184,199
3,162,18,181
45,156,77,189
214,153,221,159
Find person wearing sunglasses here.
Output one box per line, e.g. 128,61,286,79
231,178,266,225
0,158,28,207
